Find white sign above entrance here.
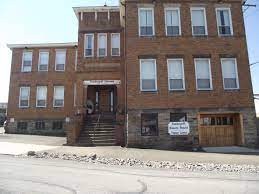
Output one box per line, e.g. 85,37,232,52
84,80,121,85
168,122,190,136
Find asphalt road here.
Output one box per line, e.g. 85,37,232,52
0,155,258,194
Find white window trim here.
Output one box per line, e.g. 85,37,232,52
215,7,234,36
111,33,120,56
38,51,49,72
97,33,107,57
55,49,66,72
221,58,239,90
139,59,157,92
138,7,155,37
36,86,47,108
190,7,208,36
53,86,64,108
194,58,213,90
164,7,181,36
84,34,94,57
21,51,33,72
19,86,30,108
167,58,185,91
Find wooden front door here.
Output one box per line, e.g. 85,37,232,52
199,114,238,147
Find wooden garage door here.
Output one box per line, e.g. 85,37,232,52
199,114,237,147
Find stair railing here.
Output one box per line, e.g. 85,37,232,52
93,113,101,140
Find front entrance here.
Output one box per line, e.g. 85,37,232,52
198,113,243,147
87,85,116,114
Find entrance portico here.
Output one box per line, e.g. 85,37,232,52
83,80,121,115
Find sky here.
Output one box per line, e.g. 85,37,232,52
0,0,258,113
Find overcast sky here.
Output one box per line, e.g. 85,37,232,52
0,0,258,113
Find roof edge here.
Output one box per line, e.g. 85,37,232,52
7,42,78,49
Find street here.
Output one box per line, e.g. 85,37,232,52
0,155,258,194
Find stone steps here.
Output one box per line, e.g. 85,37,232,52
76,115,116,146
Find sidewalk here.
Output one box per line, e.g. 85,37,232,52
1,131,259,165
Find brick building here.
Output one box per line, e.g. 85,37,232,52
6,0,258,148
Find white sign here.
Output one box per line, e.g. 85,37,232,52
84,80,121,85
168,122,190,136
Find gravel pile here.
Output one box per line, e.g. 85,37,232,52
22,151,259,174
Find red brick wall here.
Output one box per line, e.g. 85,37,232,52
7,46,77,119
124,0,254,110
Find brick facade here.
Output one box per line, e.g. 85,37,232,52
6,1,258,148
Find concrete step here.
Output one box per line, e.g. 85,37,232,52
75,142,117,147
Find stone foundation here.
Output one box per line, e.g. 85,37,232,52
6,119,66,137
127,107,258,149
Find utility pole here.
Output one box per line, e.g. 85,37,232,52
242,0,256,12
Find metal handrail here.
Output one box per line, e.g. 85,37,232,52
93,113,101,139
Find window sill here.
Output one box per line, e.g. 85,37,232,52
140,90,158,94
224,88,240,91
192,35,208,38
197,89,213,92
169,90,186,93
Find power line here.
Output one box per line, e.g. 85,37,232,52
250,62,259,66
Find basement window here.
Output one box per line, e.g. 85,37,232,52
170,113,187,122
52,121,63,130
141,113,158,136
17,122,28,130
35,121,45,130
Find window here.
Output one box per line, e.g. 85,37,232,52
191,7,207,36
38,51,49,71
84,34,94,57
17,122,28,130
36,86,47,107
170,113,187,122
221,58,239,89
216,8,233,36
52,121,63,130
140,59,157,91
194,58,213,90
139,8,155,36
19,87,30,108
22,51,32,72
53,86,64,107
167,59,185,90
165,8,181,36
98,33,107,57
200,115,234,126
35,121,45,130
111,33,120,56
141,113,158,136
55,50,66,71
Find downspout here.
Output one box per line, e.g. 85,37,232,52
122,0,128,147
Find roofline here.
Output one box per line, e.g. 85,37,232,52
73,6,120,19
7,42,78,49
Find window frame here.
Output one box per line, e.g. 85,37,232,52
21,51,33,72
111,33,120,56
215,7,234,36
139,59,158,92
55,50,66,72
164,7,181,36
194,58,213,90
36,86,47,108
84,33,94,57
19,86,30,108
190,7,208,36
221,58,239,90
138,7,155,37
141,113,159,136
97,33,107,57
38,51,49,72
167,58,185,91
53,86,64,108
